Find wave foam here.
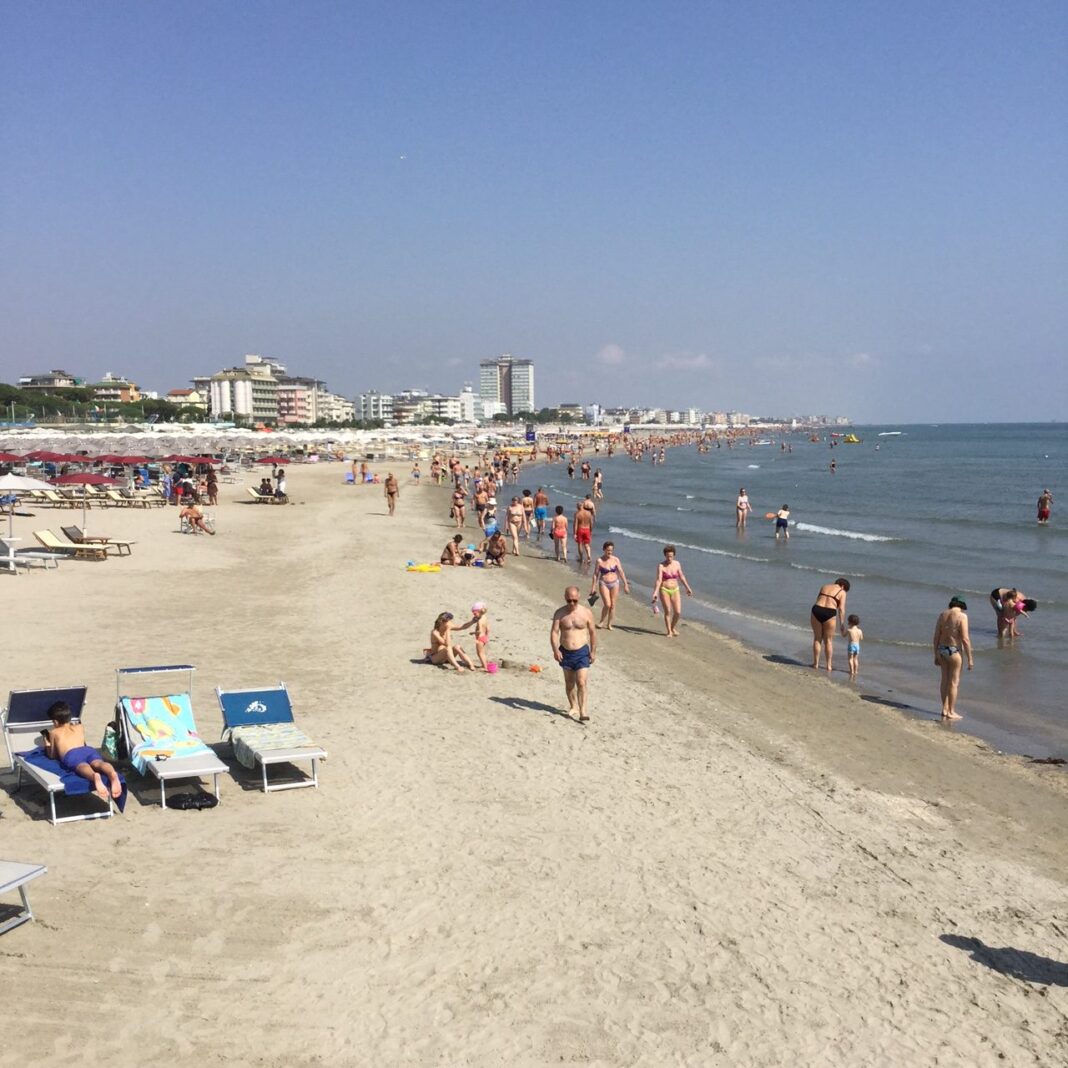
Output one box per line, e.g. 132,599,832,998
794,522,896,543
608,526,765,563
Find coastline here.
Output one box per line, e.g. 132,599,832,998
2,462,1065,1065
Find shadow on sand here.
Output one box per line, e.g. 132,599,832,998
941,934,1068,987
763,653,808,668
488,695,582,724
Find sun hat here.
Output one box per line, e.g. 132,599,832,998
471,602,486,613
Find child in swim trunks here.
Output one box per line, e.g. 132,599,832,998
846,614,863,681
43,700,123,802
470,602,491,672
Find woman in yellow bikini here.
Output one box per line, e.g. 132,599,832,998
651,545,693,637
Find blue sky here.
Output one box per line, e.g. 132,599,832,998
2,1,1065,420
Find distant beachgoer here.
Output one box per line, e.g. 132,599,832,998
567,459,576,479
274,470,287,500
989,587,1036,640
652,545,693,638
441,534,465,566
829,458,837,475
180,502,215,535
592,469,604,500
933,597,973,720
551,505,569,562
258,477,273,497
589,541,629,630
206,470,219,506
521,489,534,537
573,501,594,572
775,504,790,540
44,700,122,801
410,462,421,485
550,586,597,722
506,497,524,555
1037,488,1053,524
845,614,863,681
534,487,549,540
470,602,491,672
474,485,489,529
810,578,850,671
451,486,466,528
427,611,475,672
384,473,399,516
736,488,751,529
481,529,507,567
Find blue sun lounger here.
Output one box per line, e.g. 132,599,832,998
116,665,228,809
216,683,326,793
1,686,121,825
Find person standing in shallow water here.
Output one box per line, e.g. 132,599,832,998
810,578,850,672
933,597,973,720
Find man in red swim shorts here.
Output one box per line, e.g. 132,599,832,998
573,501,594,573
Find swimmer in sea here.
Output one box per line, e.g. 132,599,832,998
736,488,751,529
810,578,850,672
1037,488,1053,525
589,541,630,630
651,545,693,638
933,596,972,720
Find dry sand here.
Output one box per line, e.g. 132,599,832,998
2,462,1066,1067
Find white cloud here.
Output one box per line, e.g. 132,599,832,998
848,351,875,367
596,343,626,366
656,351,713,371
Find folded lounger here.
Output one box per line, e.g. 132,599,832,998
216,683,326,793
116,665,228,809
0,861,48,935
61,525,135,556
1,686,123,825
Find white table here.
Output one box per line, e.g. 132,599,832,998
0,861,47,934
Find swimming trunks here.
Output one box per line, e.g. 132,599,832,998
1038,508,1050,520
560,645,592,672
534,507,547,521
575,527,592,545
811,605,837,623
776,518,789,529
59,745,101,772
847,642,860,655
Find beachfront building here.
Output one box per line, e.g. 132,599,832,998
557,403,585,422
277,376,325,424
166,388,208,411
727,412,751,427
357,390,394,425
391,389,431,426
86,372,141,404
479,353,535,416
317,392,355,424
210,363,279,423
17,369,82,392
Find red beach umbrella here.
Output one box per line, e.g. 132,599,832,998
116,455,151,465
25,450,63,462
0,452,24,463
255,456,290,465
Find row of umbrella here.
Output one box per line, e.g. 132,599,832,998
0,451,292,465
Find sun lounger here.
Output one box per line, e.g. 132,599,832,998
0,536,60,573
0,862,47,935
38,490,78,509
216,683,326,793
61,526,135,556
247,487,277,504
33,530,108,560
1,686,121,824
116,666,228,808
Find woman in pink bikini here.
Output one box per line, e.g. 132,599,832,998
651,545,693,637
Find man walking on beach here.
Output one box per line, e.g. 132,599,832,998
550,586,597,723
384,472,399,516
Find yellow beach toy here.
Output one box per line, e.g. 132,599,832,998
406,563,441,573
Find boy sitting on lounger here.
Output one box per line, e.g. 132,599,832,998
42,701,123,802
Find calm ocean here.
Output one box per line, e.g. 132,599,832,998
542,423,1067,758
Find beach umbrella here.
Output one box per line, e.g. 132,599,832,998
51,472,121,530
255,456,290,465
0,471,55,537
0,452,24,464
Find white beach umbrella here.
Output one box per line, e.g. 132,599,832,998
0,472,55,538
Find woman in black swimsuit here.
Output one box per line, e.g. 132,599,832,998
810,578,850,673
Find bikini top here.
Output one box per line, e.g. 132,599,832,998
597,562,618,575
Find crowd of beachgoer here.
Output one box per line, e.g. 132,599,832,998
407,439,1049,727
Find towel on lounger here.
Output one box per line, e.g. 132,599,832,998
230,723,317,770
121,694,214,774
21,748,127,812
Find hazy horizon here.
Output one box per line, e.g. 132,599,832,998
2,3,1065,422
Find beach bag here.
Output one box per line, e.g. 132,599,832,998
100,722,122,763
170,792,218,810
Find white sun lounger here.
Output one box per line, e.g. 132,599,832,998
1,686,116,825
0,861,47,935
216,683,326,793
116,665,228,809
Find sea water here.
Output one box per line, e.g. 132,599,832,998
543,424,1067,757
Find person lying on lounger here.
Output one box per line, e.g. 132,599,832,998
42,701,123,801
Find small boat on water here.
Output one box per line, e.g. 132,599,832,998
752,439,773,446
842,433,863,444
877,431,902,437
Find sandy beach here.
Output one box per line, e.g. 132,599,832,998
2,461,1066,1067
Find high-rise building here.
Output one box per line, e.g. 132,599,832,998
478,354,535,417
